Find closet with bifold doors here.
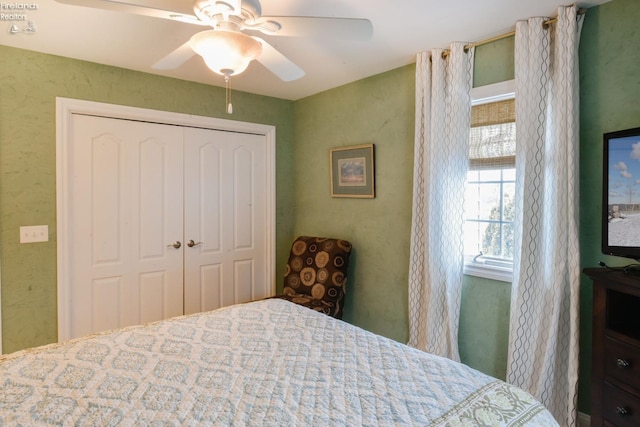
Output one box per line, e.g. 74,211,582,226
56,102,275,341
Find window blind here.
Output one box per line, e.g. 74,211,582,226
469,98,515,170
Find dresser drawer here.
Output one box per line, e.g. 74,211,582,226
603,383,640,427
605,337,640,390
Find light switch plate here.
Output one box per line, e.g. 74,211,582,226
20,225,49,243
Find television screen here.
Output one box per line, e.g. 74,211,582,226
602,126,640,260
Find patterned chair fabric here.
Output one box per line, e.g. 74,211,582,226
276,236,352,319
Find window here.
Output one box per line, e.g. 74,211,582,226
463,81,515,282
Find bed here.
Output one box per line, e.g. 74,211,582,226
0,299,557,426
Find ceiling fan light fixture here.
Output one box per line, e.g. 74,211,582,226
190,30,262,77
211,0,241,15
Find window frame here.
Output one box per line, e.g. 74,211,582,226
463,80,515,283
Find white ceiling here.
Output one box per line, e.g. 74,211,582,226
1,0,610,101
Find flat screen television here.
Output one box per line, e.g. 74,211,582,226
602,126,640,260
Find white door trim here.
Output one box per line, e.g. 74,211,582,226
56,97,276,342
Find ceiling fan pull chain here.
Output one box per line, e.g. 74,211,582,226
225,75,233,114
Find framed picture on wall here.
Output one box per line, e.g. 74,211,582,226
330,144,375,198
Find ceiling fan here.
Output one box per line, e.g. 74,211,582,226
54,0,374,83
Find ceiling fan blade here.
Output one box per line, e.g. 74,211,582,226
253,37,305,82
54,0,206,25
152,41,196,69
255,16,373,40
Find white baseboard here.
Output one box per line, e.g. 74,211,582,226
578,411,590,427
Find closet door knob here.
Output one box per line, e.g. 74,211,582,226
187,240,203,248
167,241,182,249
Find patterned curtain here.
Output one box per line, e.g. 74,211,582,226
408,43,474,361
507,6,584,426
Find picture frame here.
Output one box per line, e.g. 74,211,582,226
330,144,375,198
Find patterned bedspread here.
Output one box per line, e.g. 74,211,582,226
0,299,558,426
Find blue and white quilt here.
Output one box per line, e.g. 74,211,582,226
0,299,558,426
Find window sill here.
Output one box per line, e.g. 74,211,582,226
463,262,513,283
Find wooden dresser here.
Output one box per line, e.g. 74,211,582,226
585,268,640,427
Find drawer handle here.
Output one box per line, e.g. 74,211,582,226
616,358,631,369
616,406,629,417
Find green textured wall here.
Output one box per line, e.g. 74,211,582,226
459,276,511,380
291,66,415,341
473,35,515,87
0,45,295,353
578,0,640,413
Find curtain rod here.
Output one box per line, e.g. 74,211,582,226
439,8,586,59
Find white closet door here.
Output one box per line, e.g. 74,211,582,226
68,115,184,339
183,128,270,314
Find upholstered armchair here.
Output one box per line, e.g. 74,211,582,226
275,236,352,319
